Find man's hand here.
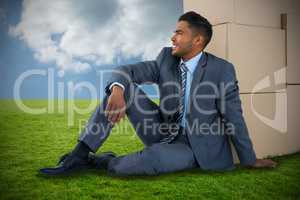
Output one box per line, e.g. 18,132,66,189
250,159,277,169
105,85,126,124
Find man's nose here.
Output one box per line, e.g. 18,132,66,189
171,35,175,42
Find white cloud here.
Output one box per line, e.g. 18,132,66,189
9,0,181,73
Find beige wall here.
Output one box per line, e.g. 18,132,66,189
184,0,300,159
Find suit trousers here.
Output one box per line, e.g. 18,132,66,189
79,84,197,175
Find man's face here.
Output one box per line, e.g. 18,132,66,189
171,21,196,57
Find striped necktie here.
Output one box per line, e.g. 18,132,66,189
160,62,188,144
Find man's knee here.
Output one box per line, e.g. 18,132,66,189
107,147,161,176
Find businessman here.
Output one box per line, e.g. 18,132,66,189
40,11,276,176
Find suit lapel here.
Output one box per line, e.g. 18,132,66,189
187,52,208,114
191,52,208,87
170,57,181,99
172,57,181,83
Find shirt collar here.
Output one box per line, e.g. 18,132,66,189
180,51,203,73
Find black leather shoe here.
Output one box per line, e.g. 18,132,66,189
39,152,94,176
90,152,116,169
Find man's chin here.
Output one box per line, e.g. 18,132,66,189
171,49,181,57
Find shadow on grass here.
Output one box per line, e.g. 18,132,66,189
36,150,294,181
35,162,280,181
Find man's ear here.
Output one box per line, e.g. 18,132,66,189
194,34,205,48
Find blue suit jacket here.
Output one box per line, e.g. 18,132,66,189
107,47,257,170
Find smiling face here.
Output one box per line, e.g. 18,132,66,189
171,21,204,61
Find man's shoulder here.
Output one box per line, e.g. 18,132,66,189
160,47,174,59
205,52,232,67
205,52,236,75
157,47,179,64
161,46,172,54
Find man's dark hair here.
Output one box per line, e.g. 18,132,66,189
178,11,213,48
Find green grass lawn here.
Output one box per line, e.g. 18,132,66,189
0,100,299,200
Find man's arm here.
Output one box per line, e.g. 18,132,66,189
105,47,167,93
104,47,167,124
218,63,277,168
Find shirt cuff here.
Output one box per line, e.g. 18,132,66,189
109,82,125,92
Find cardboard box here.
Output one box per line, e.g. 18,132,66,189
232,88,300,162
287,13,300,84
184,0,290,27
231,92,288,163
235,0,290,28
288,0,300,14
206,25,227,59
287,85,300,153
183,0,234,25
206,23,286,93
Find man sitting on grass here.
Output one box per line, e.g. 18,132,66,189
40,11,276,176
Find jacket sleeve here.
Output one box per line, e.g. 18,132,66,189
218,63,257,166
105,47,167,94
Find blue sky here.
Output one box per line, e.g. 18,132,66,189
0,0,183,99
